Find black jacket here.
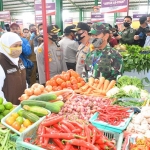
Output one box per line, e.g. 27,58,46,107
134,26,148,47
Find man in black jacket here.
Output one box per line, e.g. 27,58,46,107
134,16,149,47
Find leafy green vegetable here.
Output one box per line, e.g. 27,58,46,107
121,45,150,72
117,76,143,89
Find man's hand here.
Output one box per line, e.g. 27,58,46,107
115,35,122,40
30,32,35,40
134,35,139,40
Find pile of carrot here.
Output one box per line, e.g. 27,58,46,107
75,77,116,96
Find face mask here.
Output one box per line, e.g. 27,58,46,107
49,34,58,42
9,47,22,58
39,30,43,35
90,38,103,48
31,29,37,34
123,22,130,27
75,32,85,41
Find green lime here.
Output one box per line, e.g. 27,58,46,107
0,114,4,121
0,97,3,105
2,110,10,116
0,105,5,113
17,110,23,116
16,116,23,124
4,102,13,110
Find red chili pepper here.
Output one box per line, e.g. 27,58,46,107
37,124,43,134
53,139,65,149
69,121,83,129
24,138,31,143
39,133,86,140
39,126,45,145
41,116,63,127
72,128,82,133
64,143,72,150
91,127,97,144
45,144,61,150
53,124,62,131
61,124,71,133
84,125,91,143
63,139,99,150
61,120,76,131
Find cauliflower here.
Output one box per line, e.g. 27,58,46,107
121,85,139,94
106,87,119,97
140,90,149,101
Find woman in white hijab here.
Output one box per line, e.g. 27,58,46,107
0,32,26,105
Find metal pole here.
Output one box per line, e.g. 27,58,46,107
0,0,4,28
48,16,52,25
95,0,98,6
127,0,129,15
79,8,82,22
56,0,63,35
114,13,117,26
41,0,50,81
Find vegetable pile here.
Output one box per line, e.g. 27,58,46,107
59,94,113,121
24,115,116,150
46,69,85,91
75,77,116,97
96,105,131,126
121,45,150,72
126,106,150,138
0,128,16,150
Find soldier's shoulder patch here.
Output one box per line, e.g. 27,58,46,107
130,29,134,33
38,47,42,53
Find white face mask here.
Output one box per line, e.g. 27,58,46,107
39,30,43,35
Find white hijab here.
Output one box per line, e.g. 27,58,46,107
0,32,22,66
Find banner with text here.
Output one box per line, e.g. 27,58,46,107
64,18,73,24
116,18,124,24
15,19,23,25
100,0,128,13
133,13,147,20
0,11,10,22
91,12,104,22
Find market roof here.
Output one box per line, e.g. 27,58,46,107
2,0,148,15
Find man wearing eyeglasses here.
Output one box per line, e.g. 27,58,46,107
36,25,67,85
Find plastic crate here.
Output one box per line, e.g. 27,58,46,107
16,116,45,150
102,130,123,150
89,111,134,133
1,105,45,136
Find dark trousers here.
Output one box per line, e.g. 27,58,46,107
26,68,32,86
66,62,76,71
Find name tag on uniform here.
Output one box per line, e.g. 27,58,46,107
7,68,17,74
19,64,25,70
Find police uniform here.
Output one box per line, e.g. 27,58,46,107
120,27,136,45
76,42,90,76
36,43,67,84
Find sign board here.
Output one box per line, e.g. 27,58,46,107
100,0,128,13
91,12,104,22
64,18,73,24
133,13,147,20
15,19,23,25
116,18,124,24
0,11,10,22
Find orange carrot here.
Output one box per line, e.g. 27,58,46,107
81,84,89,91
94,79,99,84
88,77,95,86
50,89,73,96
93,83,98,88
106,80,116,92
84,88,93,94
97,77,105,89
102,80,110,91
100,84,104,90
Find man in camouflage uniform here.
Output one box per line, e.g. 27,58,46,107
83,23,123,81
116,16,136,45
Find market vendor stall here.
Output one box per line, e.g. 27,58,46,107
0,69,149,150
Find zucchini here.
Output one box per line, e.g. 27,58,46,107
23,105,49,117
29,93,57,102
45,103,60,113
53,101,64,108
22,110,39,123
21,100,46,107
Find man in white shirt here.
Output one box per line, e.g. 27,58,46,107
59,25,79,71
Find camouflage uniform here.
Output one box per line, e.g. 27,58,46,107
82,23,123,81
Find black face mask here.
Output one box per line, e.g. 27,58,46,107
75,32,85,41
49,34,58,42
123,22,130,27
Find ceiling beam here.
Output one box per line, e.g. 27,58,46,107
67,0,80,9
14,0,33,8
63,1,94,4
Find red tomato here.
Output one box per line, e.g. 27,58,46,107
72,84,78,90
56,86,63,90
81,81,86,86
61,71,66,74
61,82,66,88
77,83,82,88
56,78,64,85
77,77,83,82
70,70,79,78
50,80,58,86
52,86,57,91
66,81,72,88
70,79,78,85
63,73,70,81
70,76,76,81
